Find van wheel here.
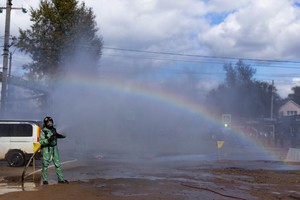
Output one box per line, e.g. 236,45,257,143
6,150,26,167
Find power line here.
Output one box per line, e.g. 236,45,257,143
102,46,300,65
98,64,299,79
102,53,300,70
102,53,232,66
97,69,299,85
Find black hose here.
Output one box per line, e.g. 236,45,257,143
181,183,247,200
21,146,41,190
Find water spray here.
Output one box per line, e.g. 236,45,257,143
25,159,78,178
21,142,78,190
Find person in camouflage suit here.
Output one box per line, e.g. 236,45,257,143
39,116,68,185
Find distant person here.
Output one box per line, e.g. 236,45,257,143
39,116,68,185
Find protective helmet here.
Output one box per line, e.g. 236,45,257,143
44,116,53,127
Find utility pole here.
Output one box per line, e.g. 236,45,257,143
1,0,12,117
270,80,274,119
0,0,27,117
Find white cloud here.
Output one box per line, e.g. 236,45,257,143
276,84,292,97
1,0,300,98
3,0,300,59
200,0,300,59
275,77,300,97
2,0,300,58
89,0,207,51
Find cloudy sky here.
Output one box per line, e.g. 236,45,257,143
1,0,300,97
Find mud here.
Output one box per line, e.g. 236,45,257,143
1,149,300,200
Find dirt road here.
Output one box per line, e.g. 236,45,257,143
1,151,300,200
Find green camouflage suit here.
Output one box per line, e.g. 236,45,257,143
39,126,65,183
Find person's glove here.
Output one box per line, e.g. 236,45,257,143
56,132,66,139
48,134,56,142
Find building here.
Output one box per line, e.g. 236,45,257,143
278,100,300,117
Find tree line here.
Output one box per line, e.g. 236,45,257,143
205,59,300,120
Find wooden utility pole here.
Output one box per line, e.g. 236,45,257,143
0,0,27,116
1,0,12,116
270,80,274,119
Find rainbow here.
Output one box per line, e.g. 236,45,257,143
58,73,282,161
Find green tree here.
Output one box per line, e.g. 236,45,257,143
288,86,300,105
224,59,256,87
17,0,103,81
206,60,280,119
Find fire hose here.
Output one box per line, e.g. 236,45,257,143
21,143,41,189
181,183,247,200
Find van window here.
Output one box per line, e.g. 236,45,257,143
0,124,33,137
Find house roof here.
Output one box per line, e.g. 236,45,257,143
279,100,300,110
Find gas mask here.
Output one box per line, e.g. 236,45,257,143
46,120,53,127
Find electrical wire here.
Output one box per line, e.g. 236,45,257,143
101,47,300,70
102,53,300,70
100,46,300,85
0,40,298,84
102,46,300,65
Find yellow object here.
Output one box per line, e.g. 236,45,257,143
32,142,41,181
33,142,41,152
217,141,224,149
37,126,41,140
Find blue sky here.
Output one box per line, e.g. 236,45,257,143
205,10,236,25
1,0,300,98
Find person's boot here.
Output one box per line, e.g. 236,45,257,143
43,181,48,185
58,180,69,184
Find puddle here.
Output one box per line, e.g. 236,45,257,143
0,182,39,195
288,190,300,194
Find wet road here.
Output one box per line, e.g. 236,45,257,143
1,146,300,199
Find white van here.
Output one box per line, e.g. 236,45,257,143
0,120,42,167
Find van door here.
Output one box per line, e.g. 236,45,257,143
0,124,14,160
9,124,34,154
0,136,9,160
